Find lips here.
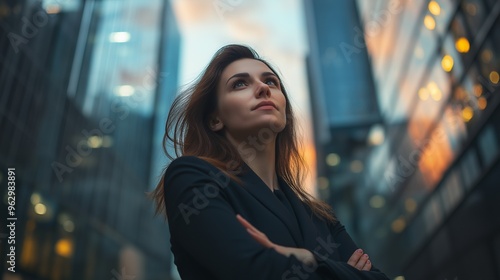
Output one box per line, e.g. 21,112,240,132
253,101,277,110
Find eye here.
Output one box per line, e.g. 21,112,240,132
232,79,247,89
265,78,279,87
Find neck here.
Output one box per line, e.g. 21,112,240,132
226,132,278,191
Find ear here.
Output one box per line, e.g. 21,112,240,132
209,117,224,131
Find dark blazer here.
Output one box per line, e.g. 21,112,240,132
164,156,389,280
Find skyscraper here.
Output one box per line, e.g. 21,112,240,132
304,0,382,243
355,0,500,278
306,0,500,278
0,0,180,279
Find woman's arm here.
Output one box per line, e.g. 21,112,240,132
310,221,390,279
237,211,389,280
164,157,324,280
236,214,318,266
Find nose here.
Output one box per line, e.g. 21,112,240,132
255,81,271,98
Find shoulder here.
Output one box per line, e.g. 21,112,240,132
167,155,212,169
164,156,232,189
165,156,220,176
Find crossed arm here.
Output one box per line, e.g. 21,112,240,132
236,214,373,271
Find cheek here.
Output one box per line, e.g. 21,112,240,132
218,96,246,121
275,90,286,105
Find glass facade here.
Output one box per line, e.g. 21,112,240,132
351,0,500,278
0,0,180,279
304,0,382,239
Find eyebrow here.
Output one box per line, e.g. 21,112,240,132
225,72,279,85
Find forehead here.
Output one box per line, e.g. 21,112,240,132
221,58,274,78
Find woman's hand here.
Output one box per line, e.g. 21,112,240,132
347,248,371,271
236,214,317,266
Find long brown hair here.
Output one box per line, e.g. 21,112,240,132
150,44,335,222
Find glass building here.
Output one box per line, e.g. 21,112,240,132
0,0,180,279
307,0,500,279
304,0,382,238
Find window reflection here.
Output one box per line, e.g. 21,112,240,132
442,37,462,80
428,0,455,35
408,59,451,144
461,0,487,35
418,120,454,187
378,0,426,115
442,105,468,153
391,25,437,121
477,39,500,90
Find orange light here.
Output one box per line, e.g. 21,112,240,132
45,5,61,14
481,49,492,63
455,37,470,53
405,198,417,213
391,217,406,233
466,3,477,16
455,87,467,100
424,15,436,30
490,71,499,84
428,81,442,101
428,1,441,15
478,97,487,110
418,88,429,101
441,55,454,72
473,84,483,97
462,106,474,122
55,239,73,258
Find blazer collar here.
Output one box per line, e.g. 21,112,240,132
238,165,318,249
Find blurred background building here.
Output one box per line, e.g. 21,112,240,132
307,0,500,279
1,0,500,279
1,0,180,279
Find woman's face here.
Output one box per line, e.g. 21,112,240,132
213,58,287,139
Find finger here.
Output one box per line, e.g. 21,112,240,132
354,254,369,270
347,249,363,267
236,214,258,231
238,215,268,240
361,259,372,271
237,215,274,247
246,229,273,247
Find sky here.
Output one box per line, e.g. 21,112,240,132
171,0,318,194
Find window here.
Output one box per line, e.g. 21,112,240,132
461,0,488,35
391,25,437,122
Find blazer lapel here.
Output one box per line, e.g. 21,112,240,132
239,166,304,246
278,178,320,251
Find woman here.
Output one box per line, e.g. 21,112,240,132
151,44,390,280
